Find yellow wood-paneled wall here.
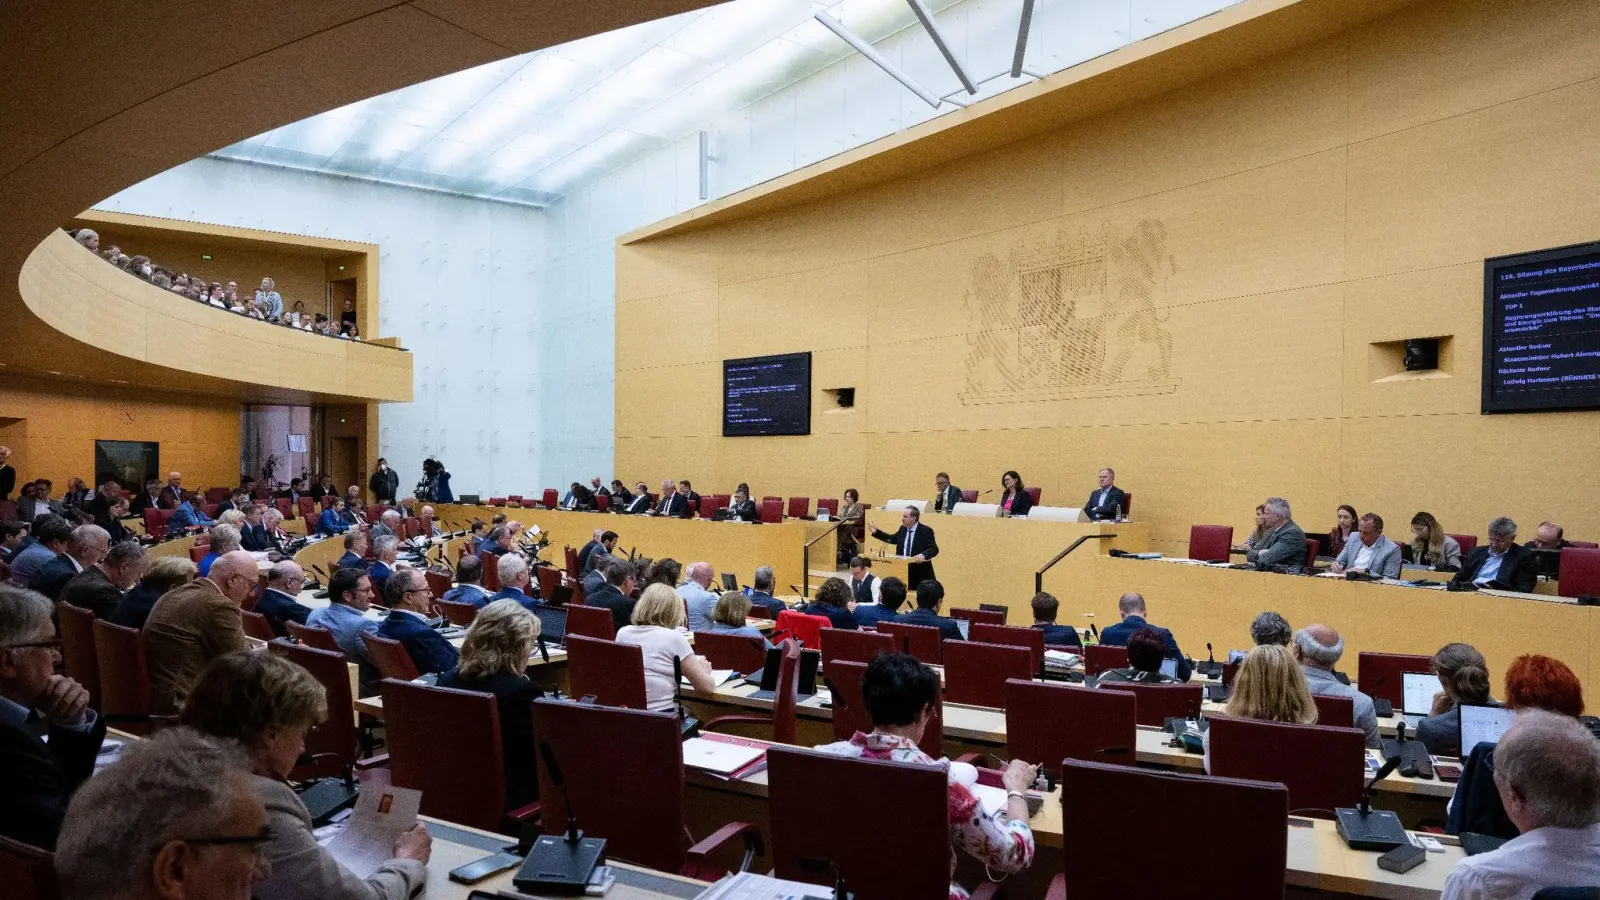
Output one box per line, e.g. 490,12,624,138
616,0,1600,558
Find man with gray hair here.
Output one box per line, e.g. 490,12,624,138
60,539,145,620
1440,710,1600,899
255,560,311,638
371,508,403,540
1245,497,1308,570
377,568,460,675
487,553,537,611
1454,516,1538,593
0,585,105,849
367,534,401,596
144,551,255,714
29,523,110,601
1292,624,1379,748
679,561,718,630
56,727,269,900
1250,610,1292,647
197,522,242,578
750,565,785,618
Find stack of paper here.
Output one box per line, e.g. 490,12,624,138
694,871,833,900
324,786,421,877
1043,649,1081,671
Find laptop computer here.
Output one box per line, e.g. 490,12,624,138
747,647,820,700
1458,703,1517,757
1531,548,1562,579
531,605,567,643
1400,671,1437,727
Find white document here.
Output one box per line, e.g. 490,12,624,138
968,782,1011,818
1043,649,1081,670
323,785,421,878
694,871,834,900
681,669,736,687
681,738,766,775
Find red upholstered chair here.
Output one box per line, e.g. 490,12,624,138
697,496,716,518
381,679,538,834
1187,524,1234,562
1006,680,1136,777
1356,651,1434,707
268,639,359,776
488,497,506,507
768,747,967,899
565,604,617,641
566,635,647,708
286,621,341,653
274,498,293,519
824,659,944,757
874,621,942,665
1206,717,1366,816
57,602,101,710
423,569,452,600
1025,486,1041,506
240,610,275,642
297,497,317,520
1082,644,1128,676
518,498,537,509
534,565,563,601
1097,681,1203,726
762,495,781,504
702,639,802,745
142,507,167,539
1049,761,1287,900
1305,537,1321,568
1312,693,1355,728
942,641,1032,708
1568,540,1599,549
1450,533,1479,556
95,619,159,734
950,607,1004,626
533,700,762,878
402,516,422,539
541,488,559,509
772,609,828,650
204,487,230,504
693,631,766,675
360,631,421,681
188,544,208,564
786,497,808,519
564,545,581,579
478,551,501,591
595,494,610,512
816,498,838,517
0,834,59,900
1558,547,1600,597
820,628,895,668
758,499,782,524
1121,492,1132,518
970,623,1045,675
1221,659,1241,687
435,599,478,626
506,495,522,505
960,489,978,503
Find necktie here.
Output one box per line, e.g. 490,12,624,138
903,528,912,557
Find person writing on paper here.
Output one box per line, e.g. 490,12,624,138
615,583,715,712
814,653,1036,899
998,471,1032,518
871,506,938,589
180,651,431,900
1084,468,1126,522
932,472,962,514
1329,513,1402,578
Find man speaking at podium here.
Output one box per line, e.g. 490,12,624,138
872,506,938,589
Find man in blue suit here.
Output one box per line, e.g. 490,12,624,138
317,498,351,536
484,553,539,611
894,580,962,640
168,494,215,531
377,568,459,675
1029,591,1082,648
366,535,400,597
255,561,312,638
853,575,906,628
1099,592,1190,681
441,554,490,608
335,530,369,572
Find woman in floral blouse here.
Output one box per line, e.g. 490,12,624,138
815,653,1036,899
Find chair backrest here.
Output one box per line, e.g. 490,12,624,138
93,619,153,733
824,658,943,757
819,627,895,668
268,639,357,772
693,631,766,675
188,544,208,564
541,489,559,508
565,604,617,641
1006,680,1137,776
1558,547,1600,598
759,498,783,524
535,565,562,600
1450,533,1479,556
297,497,316,519
1304,537,1321,568
204,487,231,504
564,546,581,578
0,834,59,900
423,569,452,599
1567,540,1600,549
1206,716,1366,815
360,631,421,681
1083,644,1128,675
595,494,610,512
1188,524,1234,562
57,602,101,710
142,507,166,539
770,639,802,746
488,497,506,507
506,495,522,504
698,496,716,518
1059,760,1288,898
1312,693,1355,728
960,489,978,503
786,497,808,519
969,623,1045,675
285,621,341,653
1097,681,1203,726
773,609,828,650
1121,491,1133,518
767,747,952,899
239,609,275,641
435,598,479,626
402,516,423,539
566,635,647,708
816,498,838,516
949,606,1005,626
274,497,294,519
478,551,501,591
381,679,508,831
942,641,1033,708
533,700,687,873
1222,659,1241,687
1025,486,1041,505
874,621,941,665
1356,651,1435,707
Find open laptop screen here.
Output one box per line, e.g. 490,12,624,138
1458,704,1517,757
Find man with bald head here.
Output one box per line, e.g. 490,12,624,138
143,549,254,714
1099,592,1191,682
157,471,184,509
678,561,718,630
29,524,110,601
1293,624,1380,748
255,560,311,638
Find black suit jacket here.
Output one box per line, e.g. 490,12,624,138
240,522,272,552
933,484,962,514
131,491,164,515
111,581,163,630
681,492,701,516
577,540,602,572
158,485,185,509
58,567,123,620
871,523,938,587
436,670,543,810
624,494,651,515
1001,489,1033,517
0,712,107,849
1084,486,1126,521
585,583,637,631
1453,543,1539,594
28,554,81,601
731,499,758,521
895,607,962,640
653,493,687,518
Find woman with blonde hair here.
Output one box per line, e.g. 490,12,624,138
1409,511,1463,570
1205,644,1316,771
706,591,774,647
438,598,544,809
616,583,716,711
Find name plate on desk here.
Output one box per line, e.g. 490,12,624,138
1026,506,1091,523
950,503,1001,518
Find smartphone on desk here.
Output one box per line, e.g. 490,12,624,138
1436,763,1462,783
450,852,522,884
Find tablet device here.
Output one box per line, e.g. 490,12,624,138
955,618,970,640
1458,703,1517,756
1401,671,1437,716
1159,657,1178,679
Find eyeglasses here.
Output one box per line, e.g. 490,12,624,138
2,639,62,651
152,826,275,853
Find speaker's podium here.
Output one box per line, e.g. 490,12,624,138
859,550,912,585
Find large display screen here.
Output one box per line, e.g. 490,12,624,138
1483,241,1600,413
723,352,811,437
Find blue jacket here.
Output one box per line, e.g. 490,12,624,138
335,552,368,572
367,561,394,597
169,502,214,530
442,584,490,609
378,609,460,676
802,602,857,631
486,587,539,612
317,508,349,535
746,590,786,619
1099,615,1191,682
255,589,312,638
197,552,220,577
1033,622,1082,648
895,607,963,640
852,604,899,628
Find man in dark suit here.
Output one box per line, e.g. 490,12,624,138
29,524,110,602
130,477,164,516
650,480,687,518
58,540,144,620
1453,516,1539,593
442,555,491,608
0,585,106,849
677,480,701,518
238,505,272,552
894,580,962,640
277,477,306,506
485,554,540,612
576,529,605,572
932,472,962,514
1099,592,1191,681
853,576,906,628
1084,467,1127,522
335,530,369,572
747,566,786,619
730,488,758,522
609,480,633,509
871,506,938,589
309,474,337,501
585,558,638,631
624,482,652,515
377,569,459,675
1029,591,1082,648
212,489,249,517
83,481,118,528
157,471,185,509
255,561,312,638
366,535,401,597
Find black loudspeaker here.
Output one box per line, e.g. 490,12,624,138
1403,338,1439,371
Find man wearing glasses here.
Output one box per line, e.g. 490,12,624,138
143,550,256,716
376,568,459,676
0,584,106,849
307,568,382,688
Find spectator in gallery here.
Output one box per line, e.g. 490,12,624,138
73,228,99,253
255,277,284,320
340,297,357,334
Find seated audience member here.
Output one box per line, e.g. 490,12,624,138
260,507,291,553
19,480,64,522
1099,592,1191,682
30,523,111,601
650,479,686,517
0,584,106,849
8,514,69,588
442,554,490,607
131,477,164,515
181,651,429,900
215,508,248,533
318,497,351,535
1327,504,1358,558
278,478,306,504
84,480,119,526
1410,511,1463,570
1084,467,1126,522
586,558,638,631
847,556,881,606
813,653,1037,898
158,471,186,509
615,584,716,712
585,531,619,574
729,486,758,521
1415,642,1495,758
1029,591,1082,648
1454,517,1538,593
366,535,401,596
895,579,962,640
1097,627,1177,685
1236,504,1269,552
344,489,368,525
932,472,961,515
1448,655,1600,839
802,576,859,630
1245,496,1308,570
144,550,257,715
589,476,610,498
336,529,369,571
103,496,134,544
608,480,633,507
439,600,546,811
747,565,786,618
377,569,459,675
706,591,773,647
169,492,216,531
624,482,652,515
678,561,719,631
73,227,99,253
371,509,403,540
998,470,1032,518
59,539,145,620
1292,624,1380,748
1250,610,1293,647
236,504,269,552
55,728,271,900
854,575,907,628
197,523,243,577
112,556,196,630
1205,643,1318,771
481,525,514,557
576,529,605,571
0,521,25,564
1439,710,1600,900
486,554,538,611
214,489,249,517
646,558,682,590
1330,512,1402,578
1526,521,1572,552
255,561,312,638
677,480,699,517
307,569,380,682
309,472,336,500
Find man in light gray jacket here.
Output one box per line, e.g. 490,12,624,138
1330,512,1403,578
1246,496,1308,570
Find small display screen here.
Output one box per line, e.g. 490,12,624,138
723,353,811,436
1459,704,1518,756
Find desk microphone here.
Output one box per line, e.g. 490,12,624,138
1334,756,1408,850
1089,623,1100,640
513,743,606,891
